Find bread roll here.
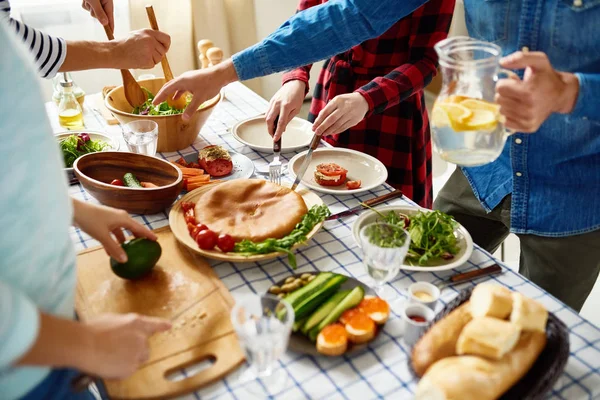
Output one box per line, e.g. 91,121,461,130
415,331,547,400
470,284,513,319
510,293,548,333
456,317,520,360
411,302,473,376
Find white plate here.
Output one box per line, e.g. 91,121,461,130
182,151,254,181
232,115,313,153
352,205,474,272
55,130,119,174
288,148,388,195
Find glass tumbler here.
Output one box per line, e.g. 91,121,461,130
122,120,158,157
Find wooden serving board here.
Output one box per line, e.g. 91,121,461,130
75,226,245,400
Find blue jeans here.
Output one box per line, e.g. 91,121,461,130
20,369,96,400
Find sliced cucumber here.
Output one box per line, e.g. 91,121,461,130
301,289,351,335
283,272,334,309
293,275,347,320
123,172,143,188
308,285,365,342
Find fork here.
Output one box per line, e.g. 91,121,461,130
269,117,282,185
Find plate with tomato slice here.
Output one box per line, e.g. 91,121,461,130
288,148,388,195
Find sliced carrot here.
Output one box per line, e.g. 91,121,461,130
187,174,210,182
180,167,204,176
175,157,188,167
140,182,159,188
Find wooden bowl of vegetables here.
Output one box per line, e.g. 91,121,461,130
105,78,221,153
73,151,183,214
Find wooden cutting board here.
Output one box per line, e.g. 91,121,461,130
75,226,245,400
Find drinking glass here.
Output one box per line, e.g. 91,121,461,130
230,294,294,396
359,223,410,301
122,120,158,156
431,36,516,167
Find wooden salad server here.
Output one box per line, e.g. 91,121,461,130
102,25,146,108
145,5,174,82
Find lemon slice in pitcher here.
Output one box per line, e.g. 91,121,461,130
460,98,500,114
431,102,472,129
463,109,498,131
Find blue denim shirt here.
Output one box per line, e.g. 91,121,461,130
232,0,600,237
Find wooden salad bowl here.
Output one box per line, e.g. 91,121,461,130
73,151,183,215
169,181,326,263
105,78,221,152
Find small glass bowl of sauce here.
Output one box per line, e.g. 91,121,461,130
402,303,435,347
408,282,441,310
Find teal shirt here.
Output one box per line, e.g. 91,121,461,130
0,22,76,399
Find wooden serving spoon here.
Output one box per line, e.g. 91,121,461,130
102,25,146,108
145,5,187,109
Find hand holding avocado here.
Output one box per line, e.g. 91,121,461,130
72,199,157,263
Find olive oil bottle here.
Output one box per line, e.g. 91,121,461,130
58,74,84,130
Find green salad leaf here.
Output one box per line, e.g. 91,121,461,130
59,133,109,168
234,204,331,268
132,87,192,116
366,206,460,265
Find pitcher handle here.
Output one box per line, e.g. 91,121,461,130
494,68,519,136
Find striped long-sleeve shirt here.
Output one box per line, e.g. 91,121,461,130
0,0,66,78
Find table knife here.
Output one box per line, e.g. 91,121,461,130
438,264,503,290
326,189,404,220
290,134,321,191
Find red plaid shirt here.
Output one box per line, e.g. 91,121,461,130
282,0,455,207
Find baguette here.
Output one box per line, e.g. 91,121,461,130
470,284,513,319
456,317,520,360
411,302,473,377
415,331,547,400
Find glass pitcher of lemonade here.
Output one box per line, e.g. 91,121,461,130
431,37,514,167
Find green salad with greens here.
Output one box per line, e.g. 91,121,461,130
132,88,192,116
234,204,331,268
59,133,110,168
367,207,460,265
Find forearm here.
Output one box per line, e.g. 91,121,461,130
569,73,599,121
232,0,429,81
16,313,93,372
60,40,119,72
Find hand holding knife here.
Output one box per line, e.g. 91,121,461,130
290,133,322,191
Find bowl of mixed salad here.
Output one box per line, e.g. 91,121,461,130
104,78,221,153
352,205,473,272
55,131,119,175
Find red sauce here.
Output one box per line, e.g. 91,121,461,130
408,315,427,323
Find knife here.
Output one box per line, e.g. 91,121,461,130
438,264,503,290
290,134,321,191
326,189,404,220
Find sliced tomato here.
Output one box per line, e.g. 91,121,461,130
181,202,195,212
316,163,348,177
346,180,362,190
110,179,124,186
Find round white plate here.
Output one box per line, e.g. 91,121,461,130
182,151,255,181
232,115,313,153
288,148,388,195
55,130,119,174
352,205,474,272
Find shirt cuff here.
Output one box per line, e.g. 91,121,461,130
570,73,600,121
0,281,40,367
354,88,375,118
232,43,273,82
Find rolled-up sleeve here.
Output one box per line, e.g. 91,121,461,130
571,73,600,122
232,0,429,81
0,280,39,368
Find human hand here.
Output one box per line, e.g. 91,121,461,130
312,92,369,136
266,80,306,141
81,313,171,379
72,200,157,263
153,59,239,121
112,29,171,70
82,0,114,31
496,51,579,133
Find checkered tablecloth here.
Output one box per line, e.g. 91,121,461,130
47,82,600,400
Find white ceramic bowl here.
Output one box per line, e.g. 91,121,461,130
408,281,441,310
288,148,388,195
232,115,314,153
55,130,119,174
352,205,474,272
402,303,436,347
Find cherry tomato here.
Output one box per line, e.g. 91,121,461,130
190,224,209,240
181,201,195,212
111,179,124,186
196,229,218,250
346,180,362,190
316,163,347,177
196,224,208,232
217,234,235,253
